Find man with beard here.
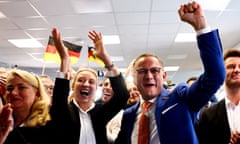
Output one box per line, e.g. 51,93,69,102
195,49,240,144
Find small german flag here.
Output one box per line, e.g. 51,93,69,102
44,36,82,64
88,46,104,67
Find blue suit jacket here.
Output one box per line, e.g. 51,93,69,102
115,30,226,144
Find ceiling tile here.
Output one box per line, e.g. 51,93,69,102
116,12,150,25
11,17,49,29
0,1,39,17
112,0,151,12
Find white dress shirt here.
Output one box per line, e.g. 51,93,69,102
106,109,124,142
73,99,96,144
131,97,160,144
225,97,240,132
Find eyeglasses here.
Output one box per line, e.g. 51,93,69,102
136,67,162,75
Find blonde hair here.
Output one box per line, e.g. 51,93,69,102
71,67,98,88
6,69,51,127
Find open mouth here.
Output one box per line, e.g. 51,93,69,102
144,84,155,87
80,90,89,96
103,93,111,97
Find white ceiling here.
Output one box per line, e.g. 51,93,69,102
0,0,240,85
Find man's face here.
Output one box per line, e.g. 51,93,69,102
41,77,54,97
133,56,166,101
101,79,114,103
128,86,140,104
225,57,240,88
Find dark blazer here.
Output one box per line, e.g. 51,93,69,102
4,126,52,144
50,73,129,144
195,99,231,144
115,30,226,144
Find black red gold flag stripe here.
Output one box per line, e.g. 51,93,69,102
88,46,104,67
44,36,82,64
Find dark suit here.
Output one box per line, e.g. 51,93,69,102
115,30,226,144
4,126,52,144
195,99,231,144
50,73,129,144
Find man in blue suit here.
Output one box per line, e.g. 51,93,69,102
115,1,226,144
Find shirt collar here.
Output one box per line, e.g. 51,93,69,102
140,97,157,105
73,98,95,113
225,96,234,109
225,96,240,110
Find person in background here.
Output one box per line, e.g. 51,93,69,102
95,77,140,143
39,75,54,105
39,75,54,97
124,82,141,109
195,49,240,144
50,28,129,144
95,78,114,105
3,69,51,144
0,68,13,144
124,59,141,109
186,76,218,120
96,77,123,143
115,1,225,144
0,67,8,105
107,81,141,143
187,76,218,107
186,76,197,86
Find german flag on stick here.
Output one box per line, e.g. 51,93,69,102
44,36,82,64
88,46,104,67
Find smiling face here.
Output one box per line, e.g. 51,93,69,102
225,57,240,89
128,84,140,105
40,75,54,97
133,55,167,101
5,75,38,120
72,69,97,110
101,78,114,103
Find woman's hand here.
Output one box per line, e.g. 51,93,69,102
88,30,112,66
0,104,13,144
51,28,70,73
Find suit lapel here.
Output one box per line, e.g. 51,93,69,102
155,88,169,139
218,99,231,135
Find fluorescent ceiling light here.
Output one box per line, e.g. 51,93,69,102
197,0,230,11
175,33,196,42
0,1,8,3
103,35,120,45
8,39,43,48
0,11,6,18
72,0,112,13
164,66,179,72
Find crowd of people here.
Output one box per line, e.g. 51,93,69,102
0,1,240,144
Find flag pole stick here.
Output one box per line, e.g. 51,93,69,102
42,62,46,75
